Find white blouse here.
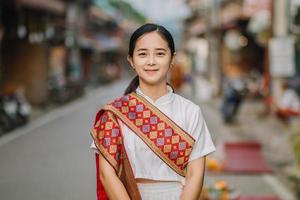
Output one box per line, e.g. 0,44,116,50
91,86,215,184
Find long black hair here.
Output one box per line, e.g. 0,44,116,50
124,23,175,95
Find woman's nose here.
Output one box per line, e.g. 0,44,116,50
147,54,156,66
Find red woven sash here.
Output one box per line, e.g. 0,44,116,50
91,92,195,199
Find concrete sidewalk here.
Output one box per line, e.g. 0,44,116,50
199,97,297,200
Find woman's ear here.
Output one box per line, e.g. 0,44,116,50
170,52,177,68
127,55,134,69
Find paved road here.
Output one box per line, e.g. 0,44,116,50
0,80,128,200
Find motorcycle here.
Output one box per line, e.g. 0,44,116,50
0,95,17,133
0,87,31,134
15,88,31,125
221,78,248,123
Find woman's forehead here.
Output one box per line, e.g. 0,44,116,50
135,32,169,50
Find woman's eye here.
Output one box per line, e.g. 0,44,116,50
157,52,165,56
138,52,146,56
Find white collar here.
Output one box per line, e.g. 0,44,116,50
136,85,174,105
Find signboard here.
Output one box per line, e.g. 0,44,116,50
269,37,295,77
243,0,272,17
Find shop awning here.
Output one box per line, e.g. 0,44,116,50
17,0,65,15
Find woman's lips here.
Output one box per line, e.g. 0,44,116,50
144,69,159,75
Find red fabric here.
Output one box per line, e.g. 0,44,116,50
95,153,109,200
94,111,109,200
91,93,195,199
265,96,300,120
223,141,272,173
92,93,194,177
276,108,300,118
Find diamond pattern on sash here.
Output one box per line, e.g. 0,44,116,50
106,94,194,171
93,111,122,166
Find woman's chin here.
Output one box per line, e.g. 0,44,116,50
140,78,166,86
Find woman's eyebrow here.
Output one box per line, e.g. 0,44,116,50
155,48,167,51
136,48,167,52
137,48,147,51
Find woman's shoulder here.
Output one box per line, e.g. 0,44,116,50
172,94,205,132
173,93,201,113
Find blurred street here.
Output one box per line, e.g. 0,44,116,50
0,0,300,199
0,80,126,200
0,79,297,200
201,96,296,199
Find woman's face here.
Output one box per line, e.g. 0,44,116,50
128,31,175,86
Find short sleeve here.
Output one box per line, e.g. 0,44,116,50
90,141,100,154
89,110,103,154
188,107,216,162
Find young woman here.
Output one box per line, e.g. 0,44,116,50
90,23,215,200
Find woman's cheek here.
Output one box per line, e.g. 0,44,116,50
134,58,147,66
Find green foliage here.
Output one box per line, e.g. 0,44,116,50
288,121,300,198
108,0,146,24
291,125,300,165
288,173,300,198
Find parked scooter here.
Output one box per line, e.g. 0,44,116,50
0,86,31,134
48,75,84,104
15,88,31,125
0,95,17,133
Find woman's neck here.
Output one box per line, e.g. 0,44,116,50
139,81,168,102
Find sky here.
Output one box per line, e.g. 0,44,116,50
124,0,190,23
124,0,191,44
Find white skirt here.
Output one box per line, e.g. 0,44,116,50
137,182,183,200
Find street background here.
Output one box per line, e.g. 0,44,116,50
0,0,300,200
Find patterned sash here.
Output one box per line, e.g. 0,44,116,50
91,92,195,199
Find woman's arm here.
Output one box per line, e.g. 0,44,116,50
180,156,206,200
98,153,131,200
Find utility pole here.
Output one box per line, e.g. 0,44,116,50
206,0,222,95
271,0,291,102
65,0,82,83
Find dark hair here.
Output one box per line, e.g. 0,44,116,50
124,23,175,95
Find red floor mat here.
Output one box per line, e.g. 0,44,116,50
223,141,273,173
239,196,281,200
